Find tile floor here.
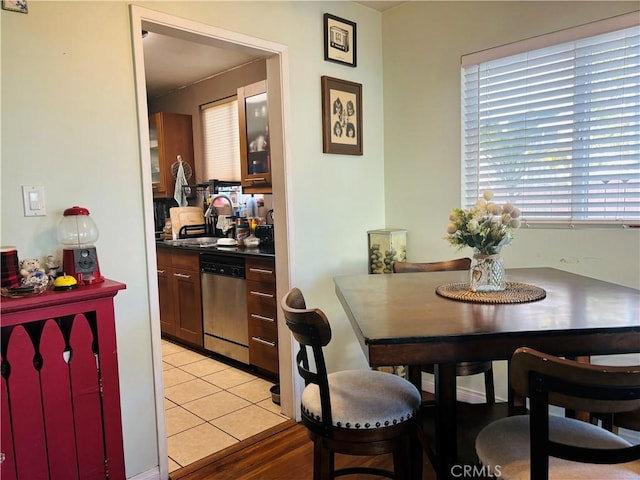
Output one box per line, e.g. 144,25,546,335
161,339,289,473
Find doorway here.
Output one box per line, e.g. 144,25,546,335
129,6,294,478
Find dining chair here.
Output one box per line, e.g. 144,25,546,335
281,287,423,480
392,258,496,404
475,347,640,480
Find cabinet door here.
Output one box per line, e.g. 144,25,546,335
150,112,195,199
173,267,203,347
157,266,176,337
238,80,272,193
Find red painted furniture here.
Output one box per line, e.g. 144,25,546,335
1,279,126,480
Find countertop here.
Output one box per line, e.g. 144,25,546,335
156,239,275,258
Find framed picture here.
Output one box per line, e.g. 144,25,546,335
321,76,362,155
323,13,357,67
2,0,28,13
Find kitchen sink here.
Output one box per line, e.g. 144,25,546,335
164,237,222,248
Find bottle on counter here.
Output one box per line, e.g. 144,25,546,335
235,216,250,246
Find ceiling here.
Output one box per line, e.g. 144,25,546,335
142,2,404,98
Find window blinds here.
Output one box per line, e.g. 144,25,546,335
201,97,241,182
462,21,640,225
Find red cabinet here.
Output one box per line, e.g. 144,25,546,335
0,280,126,480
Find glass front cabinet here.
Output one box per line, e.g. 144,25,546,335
238,80,272,193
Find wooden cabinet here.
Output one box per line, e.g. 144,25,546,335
156,249,203,347
246,257,278,377
238,80,272,194
149,112,195,199
0,280,126,480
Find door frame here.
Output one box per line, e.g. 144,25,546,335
129,6,295,478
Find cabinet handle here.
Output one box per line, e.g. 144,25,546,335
157,269,166,274
174,273,191,279
251,337,276,347
244,177,266,182
250,291,274,298
251,313,275,322
249,268,273,275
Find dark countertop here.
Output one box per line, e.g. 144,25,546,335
156,240,275,258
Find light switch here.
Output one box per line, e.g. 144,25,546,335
22,185,46,216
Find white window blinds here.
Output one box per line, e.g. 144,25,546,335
201,97,241,182
461,18,640,226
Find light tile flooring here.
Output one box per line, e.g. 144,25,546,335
162,339,289,473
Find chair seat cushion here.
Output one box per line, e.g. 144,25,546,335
301,369,420,429
476,415,640,480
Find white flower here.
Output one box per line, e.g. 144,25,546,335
487,203,501,215
468,219,479,232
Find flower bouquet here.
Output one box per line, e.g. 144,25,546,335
446,191,521,291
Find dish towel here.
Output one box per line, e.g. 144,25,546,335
173,161,189,207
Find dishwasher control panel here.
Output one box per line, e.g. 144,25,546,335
200,254,245,278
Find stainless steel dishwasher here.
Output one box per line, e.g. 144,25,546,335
201,254,248,364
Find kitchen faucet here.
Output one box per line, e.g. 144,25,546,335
205,194,234,217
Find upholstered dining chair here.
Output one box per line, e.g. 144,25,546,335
281,287,423,480
475,347,640,480
392,258,496,404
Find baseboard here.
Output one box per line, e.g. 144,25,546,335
421,376,503,404
129,467,161,480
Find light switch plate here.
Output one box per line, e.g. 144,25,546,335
22,185,46,216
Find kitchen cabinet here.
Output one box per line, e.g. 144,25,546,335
149,112,195,199
238,80,272,194
246,257,279,377
156,249,203,347
0,280,126,480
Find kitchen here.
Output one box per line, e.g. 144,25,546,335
143,27,287,471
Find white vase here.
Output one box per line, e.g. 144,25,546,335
469,248,505,292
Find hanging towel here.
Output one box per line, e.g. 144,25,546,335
173,160,189,207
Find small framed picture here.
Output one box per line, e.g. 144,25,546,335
2,0,28,13
321,76,362,155
323,13,357,67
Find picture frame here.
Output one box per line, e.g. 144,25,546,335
323,13,357,67
321,76,363,155
2,0,28,13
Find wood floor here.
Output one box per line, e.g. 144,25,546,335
170,420,437,480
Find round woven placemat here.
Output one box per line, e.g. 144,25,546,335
436,282,546,304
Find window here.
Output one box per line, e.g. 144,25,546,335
201,97,241,182
462,14,639,226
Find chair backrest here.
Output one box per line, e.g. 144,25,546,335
509,347,640,478
281,288,334,428
392,257,471,273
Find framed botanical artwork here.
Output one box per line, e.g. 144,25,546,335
323,13,357,67
2,0,28,13
321,76,362,155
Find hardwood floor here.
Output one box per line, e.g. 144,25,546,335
170,420,437,480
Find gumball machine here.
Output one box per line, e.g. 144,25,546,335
57,206,104,285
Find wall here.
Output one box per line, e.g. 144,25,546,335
1,1,384,477
148,60,267,185
382,1,640,397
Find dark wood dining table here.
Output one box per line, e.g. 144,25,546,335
334,267,640,480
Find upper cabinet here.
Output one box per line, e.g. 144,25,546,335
149,112,195,199
238,80,271,194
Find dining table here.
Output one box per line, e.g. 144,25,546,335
334,267,640,480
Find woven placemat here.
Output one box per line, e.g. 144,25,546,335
436,282,546,304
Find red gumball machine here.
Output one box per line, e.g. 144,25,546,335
57,206,104,285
